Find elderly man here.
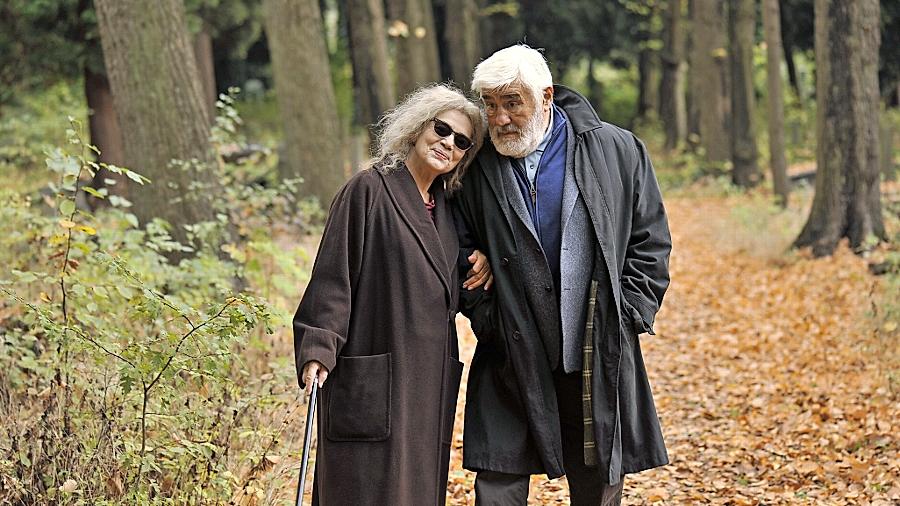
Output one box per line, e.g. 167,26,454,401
453,45,672,505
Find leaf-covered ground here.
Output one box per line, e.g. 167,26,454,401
445,194,899,505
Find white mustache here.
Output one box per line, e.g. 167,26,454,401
494,125,520,134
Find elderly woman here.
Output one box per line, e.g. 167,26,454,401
293,84,486,505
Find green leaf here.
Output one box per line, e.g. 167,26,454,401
10,270,38,283
109,195,133,208
82,186,106,199
59,200,75,216
124,169,149,185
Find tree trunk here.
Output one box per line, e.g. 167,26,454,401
882,118,896,181
263,0,344,207
782,39,801,98
84,66,128,205
385,0,442,98
659,0,687,151
478,0,523,56
794,0,883,256
443,0,482,90
344,0,395,147
637,47,659,121
192,22,218,121
95,0,221,250
689,0,730,163
586,58,604,118
762,0,790,205
728,0,759,187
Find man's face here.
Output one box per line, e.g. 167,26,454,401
481,83,551,158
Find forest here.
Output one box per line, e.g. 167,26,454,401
0,0,898,504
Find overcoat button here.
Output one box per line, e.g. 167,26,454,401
500,257,510,266
544,285,552,292
512,330,521,341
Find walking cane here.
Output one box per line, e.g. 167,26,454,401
296,379,318,506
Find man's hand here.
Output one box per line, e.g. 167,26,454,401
301,360,329,395
463,249,494,290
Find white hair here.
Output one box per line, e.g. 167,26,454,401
471,44,553,106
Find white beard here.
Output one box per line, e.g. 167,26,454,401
490,107,546,158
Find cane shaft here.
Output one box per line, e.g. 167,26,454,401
296,381,318,506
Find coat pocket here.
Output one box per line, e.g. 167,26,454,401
326,352,391,442
441,358,464,444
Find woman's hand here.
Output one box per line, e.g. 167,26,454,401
463,249,493,290
301,360,329,395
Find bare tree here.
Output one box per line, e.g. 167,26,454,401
192,22,218,120
762,0,790,206
659,0,687,151
386,0,442,98
263,0,344,207
344,0,396,145
84,66,128,203
794,0,884,256
95,0,221,248
688,0,730,163
728,0,760,187
443,0,482,89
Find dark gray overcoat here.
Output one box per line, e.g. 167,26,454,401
452,86,671,485
293,166,462,505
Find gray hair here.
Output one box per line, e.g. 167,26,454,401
471,44,553,108
371,84,485,191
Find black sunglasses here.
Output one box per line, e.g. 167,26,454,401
431,118,474,151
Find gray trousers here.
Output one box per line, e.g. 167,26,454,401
474,371,624,506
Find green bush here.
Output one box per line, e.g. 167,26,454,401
0,100,312,503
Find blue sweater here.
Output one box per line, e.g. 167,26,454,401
510,105,568,291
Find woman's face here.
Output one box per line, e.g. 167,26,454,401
408,109,474,178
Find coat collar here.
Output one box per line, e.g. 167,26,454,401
379,165,458,300
476,142,516,233
553,85,603,136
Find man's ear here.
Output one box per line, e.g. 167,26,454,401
543,87,554,109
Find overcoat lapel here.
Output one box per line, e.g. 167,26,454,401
478,144,517,237
560,120,578,235
380,167,454,300
431,179,459,280
499,156,540,242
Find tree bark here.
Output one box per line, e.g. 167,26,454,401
689,0,730,163
728,0,759,187
263,0,344,207
84,66,128,204
882,118,896,181
443,0,482,90
637,47,659,121
794,0,884,256
659,0,687,151
344,0,395,146
782,39,801,98
385,0,442,98
192,22,218,121
478,0,523,56
586,58,604,118
762,0,790,205
94,0,221,250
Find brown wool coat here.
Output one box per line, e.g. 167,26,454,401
293,166,462,506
